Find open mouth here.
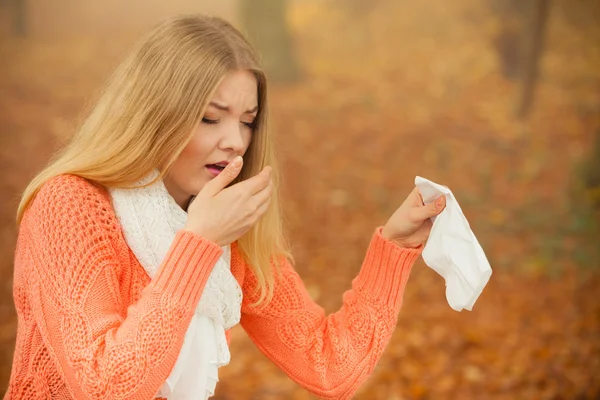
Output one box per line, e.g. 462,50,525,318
206,162,228,175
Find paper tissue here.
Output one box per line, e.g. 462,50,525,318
415,176,492,312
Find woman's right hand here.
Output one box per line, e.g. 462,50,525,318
184,156,272,246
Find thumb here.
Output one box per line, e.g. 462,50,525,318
413,195,446,221
203,156,243,195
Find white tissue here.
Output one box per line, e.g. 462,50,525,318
415,176,492,312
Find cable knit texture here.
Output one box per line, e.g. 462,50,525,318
5,174,421,400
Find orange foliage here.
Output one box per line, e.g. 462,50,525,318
1,0,599,398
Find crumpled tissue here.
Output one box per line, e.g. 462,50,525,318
415,176,492,312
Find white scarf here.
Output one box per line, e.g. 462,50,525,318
109,171,243,400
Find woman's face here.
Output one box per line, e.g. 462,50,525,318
164,69,258,209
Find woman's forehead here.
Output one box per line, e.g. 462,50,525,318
208,71,258,113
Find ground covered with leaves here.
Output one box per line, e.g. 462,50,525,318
1,0,599,398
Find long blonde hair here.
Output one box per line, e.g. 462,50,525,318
16,15,289,305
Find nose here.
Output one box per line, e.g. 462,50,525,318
220,122,246,154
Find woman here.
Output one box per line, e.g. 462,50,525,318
5,14,445,400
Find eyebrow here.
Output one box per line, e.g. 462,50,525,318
209,102,258,114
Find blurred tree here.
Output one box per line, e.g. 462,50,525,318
583,130,600,211
516,0,551,119
10,0,27,36
490,0,551,119
491,0,528,80
240,0,300,82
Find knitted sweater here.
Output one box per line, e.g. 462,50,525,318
5,174,420,400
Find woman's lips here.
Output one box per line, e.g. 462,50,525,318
205,163,228,176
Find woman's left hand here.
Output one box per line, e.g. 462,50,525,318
381,187,446,248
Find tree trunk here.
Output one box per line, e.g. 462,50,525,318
11,0,27,36
516,0,551,119
240,0,300,82
490,0,529,80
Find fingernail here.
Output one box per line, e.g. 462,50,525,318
436,196,445,208
231,156,242,167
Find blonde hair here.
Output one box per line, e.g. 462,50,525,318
17,15,289,305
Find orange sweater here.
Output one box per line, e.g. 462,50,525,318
5,175,420,400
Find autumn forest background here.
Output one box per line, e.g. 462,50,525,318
1,0,599,399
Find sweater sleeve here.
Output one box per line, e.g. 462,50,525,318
22,176,223,400
239,227,421,400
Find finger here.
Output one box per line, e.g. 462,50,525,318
250,176,273,209
203,156,243,195
253,196,272,221
410,195,446,222
234,166,272,195
422,217,433,233
414,187,424,205
416,219,433,244
405,187,424,206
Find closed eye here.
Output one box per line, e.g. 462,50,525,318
202,117,219,125
242,121,256,129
